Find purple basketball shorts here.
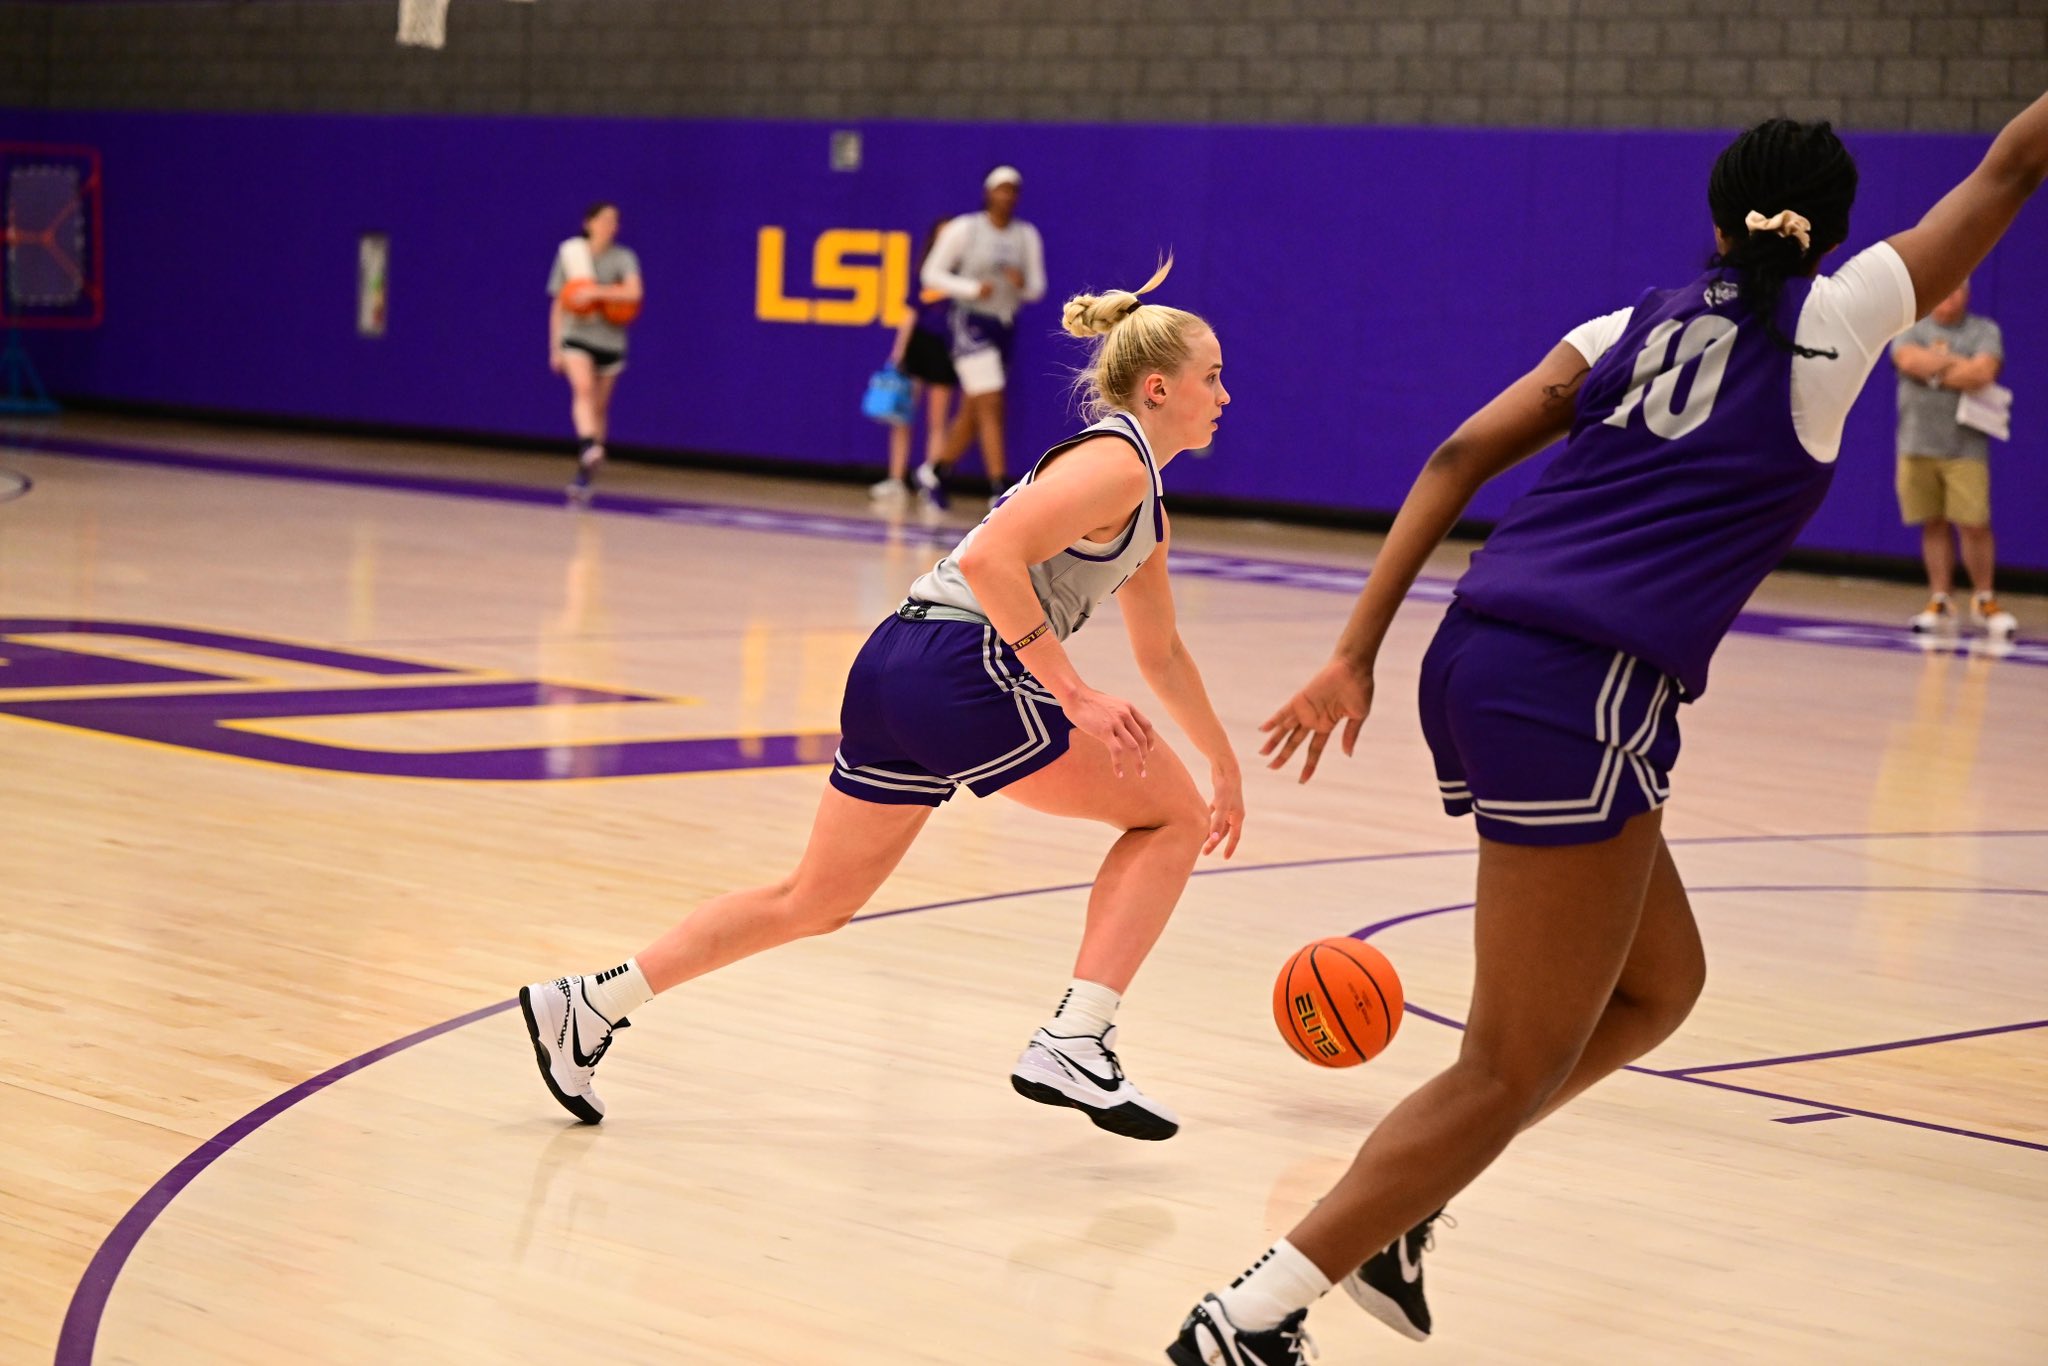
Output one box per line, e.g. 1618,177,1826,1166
830,607,1073,807
1417,601,1682,847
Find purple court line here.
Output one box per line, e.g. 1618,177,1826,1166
51,832,2048,1363
1774,1112,1849,1124
54,998,516,1366
1668,1074,2047,1152
1351,883,2048,1156
1664,1016,2048,1078
52,842,1486,1366
12,432,2044,663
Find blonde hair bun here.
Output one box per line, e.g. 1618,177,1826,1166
1061,255,1211,423
1061,291,1141,338
1058,255,1175,339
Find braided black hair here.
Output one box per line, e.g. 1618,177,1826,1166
1706,119,1859,358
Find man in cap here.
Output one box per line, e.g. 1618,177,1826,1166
916,165,1047,507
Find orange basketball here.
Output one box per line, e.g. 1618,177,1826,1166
559,278,601,316
600,298,640,326
1272,937,1404,1068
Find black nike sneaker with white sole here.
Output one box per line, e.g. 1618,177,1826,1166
1010,1024,1179,1140
518,974,630,1124
1166,1297,1315,1365
1342,1208,1451,1341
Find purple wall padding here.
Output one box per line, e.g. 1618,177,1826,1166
3,108,2040,568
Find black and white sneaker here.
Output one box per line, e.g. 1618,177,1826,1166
1166,1297,1315,1365
1342,1208,1451,1342
517,975,630,1124
1010,1024,1179,1141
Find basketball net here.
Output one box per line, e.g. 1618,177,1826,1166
398,0,534,51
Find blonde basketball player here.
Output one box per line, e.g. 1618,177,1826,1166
520,260,1242,1142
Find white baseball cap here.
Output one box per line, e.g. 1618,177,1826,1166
983,165,1022,191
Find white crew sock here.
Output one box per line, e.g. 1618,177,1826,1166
582,958,653,1023
1044,979,1120,1037
1213,1239,1332,1333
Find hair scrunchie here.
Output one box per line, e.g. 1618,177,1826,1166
1744,209,1813,252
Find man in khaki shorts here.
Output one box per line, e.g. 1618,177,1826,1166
1890,279,2014,636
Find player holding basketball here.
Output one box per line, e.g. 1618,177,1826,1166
1167,92,2048,1366
521,260,1242,1142
548,201,642,500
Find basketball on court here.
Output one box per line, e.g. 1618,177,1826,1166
1272,937,1404,1067
5,6,2044,1362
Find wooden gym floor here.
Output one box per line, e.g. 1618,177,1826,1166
2,414,2043,1364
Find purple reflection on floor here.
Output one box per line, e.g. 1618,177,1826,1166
12,432,2042,663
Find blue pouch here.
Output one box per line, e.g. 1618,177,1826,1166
862,364,914,426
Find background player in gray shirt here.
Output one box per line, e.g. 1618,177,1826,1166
1890,280,2013,635
547,201,643,500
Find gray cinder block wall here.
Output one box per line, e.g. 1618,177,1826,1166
0,0,2042,132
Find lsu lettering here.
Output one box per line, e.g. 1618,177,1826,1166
755,227,913,327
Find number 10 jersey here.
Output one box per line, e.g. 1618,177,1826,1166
1455,242,1917,700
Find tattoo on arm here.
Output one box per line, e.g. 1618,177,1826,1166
1541,365,1590,409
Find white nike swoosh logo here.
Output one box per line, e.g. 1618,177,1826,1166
1396,1240,1421,1284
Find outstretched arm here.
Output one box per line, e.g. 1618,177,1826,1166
1888,87,2048,316
1263,339,1592,781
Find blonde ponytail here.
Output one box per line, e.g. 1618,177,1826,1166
1061,256,1210,422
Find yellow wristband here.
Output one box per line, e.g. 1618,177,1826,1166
1008,620,1051,651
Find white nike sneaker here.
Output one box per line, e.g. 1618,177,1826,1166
1166,1297,1315,1365
868,476,909,502
1341,1208,1451,1342
1010,1024,1179,1141
518,975,631,1124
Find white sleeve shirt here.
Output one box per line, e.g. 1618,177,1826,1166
1563,242,1918,464
919,213,1045,325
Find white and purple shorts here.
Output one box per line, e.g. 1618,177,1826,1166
829,603,1073,807
948,307,1016,397
1418,602,1682,847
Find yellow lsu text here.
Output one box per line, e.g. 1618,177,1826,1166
755,227,918,327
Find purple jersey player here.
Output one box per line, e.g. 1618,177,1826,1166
520,260,1242,1145
1169,93,2048,1366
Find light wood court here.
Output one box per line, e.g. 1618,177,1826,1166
3,414,2044,1364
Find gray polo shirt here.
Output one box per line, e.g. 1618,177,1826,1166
548,242,642,355
1892,312,2003,460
